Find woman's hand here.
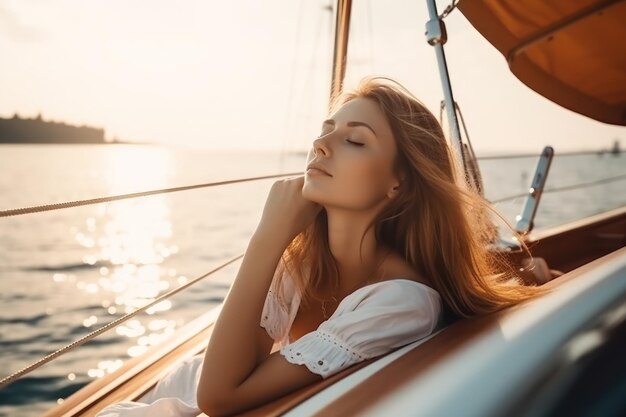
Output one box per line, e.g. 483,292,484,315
256,176,322,244
198,175,323,416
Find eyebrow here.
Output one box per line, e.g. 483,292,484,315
322,119,377,136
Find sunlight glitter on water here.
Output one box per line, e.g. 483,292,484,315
60,147,184,377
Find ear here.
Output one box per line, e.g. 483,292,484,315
387,181,401,199
387,171,405,199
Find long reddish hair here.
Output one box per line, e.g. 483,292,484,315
279,77,550,321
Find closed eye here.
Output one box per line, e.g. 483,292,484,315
346,139,364,146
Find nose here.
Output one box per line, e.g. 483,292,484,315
312,135,330,157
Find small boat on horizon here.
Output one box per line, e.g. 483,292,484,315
612,139,622,155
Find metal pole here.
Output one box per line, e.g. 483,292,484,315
425,0,467,177
329,0,352,109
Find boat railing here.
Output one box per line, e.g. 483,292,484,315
514,146,554,234
1,153,624,390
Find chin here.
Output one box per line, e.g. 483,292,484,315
304,182,339,207
302,183,324,204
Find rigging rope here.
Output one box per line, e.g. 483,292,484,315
0,155,622,218
0,253,244,389
0,172,300,218
490,173,626,204
477,149,620,160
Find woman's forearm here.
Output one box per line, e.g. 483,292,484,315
197,177,321,414
198,227,291,399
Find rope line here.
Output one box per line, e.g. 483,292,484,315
1,162,622,218
0,172,301,218
478,149,622,160
490,173,626,204
0,253,244,389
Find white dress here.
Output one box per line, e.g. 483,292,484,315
95,266,442,416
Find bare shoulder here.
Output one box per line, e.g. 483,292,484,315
381,251,434,289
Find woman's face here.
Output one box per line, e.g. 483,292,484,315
302,97,400,211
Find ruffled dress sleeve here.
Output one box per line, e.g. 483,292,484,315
279,279,442,379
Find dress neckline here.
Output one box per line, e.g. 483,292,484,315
344,278,439,299
325,278,440,319
285,278,440,344
316,278,437,320
291,277,440,313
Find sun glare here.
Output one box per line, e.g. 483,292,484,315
65,147,187,374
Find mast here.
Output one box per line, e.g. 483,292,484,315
425,0,468,179
329,0,352,108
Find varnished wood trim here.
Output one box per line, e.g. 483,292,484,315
510,206,625,274
79,329,210,416
234,359,375,417
311,310,500,416
42,307,221,417
526,205,625,243
310,247,626,417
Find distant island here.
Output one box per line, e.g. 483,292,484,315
0,113,131,144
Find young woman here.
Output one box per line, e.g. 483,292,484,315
96,77,548,417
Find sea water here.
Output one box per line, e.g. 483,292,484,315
0,144,624,417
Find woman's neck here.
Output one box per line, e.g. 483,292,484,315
325,208,385,291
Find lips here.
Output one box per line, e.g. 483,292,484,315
306,162,332,177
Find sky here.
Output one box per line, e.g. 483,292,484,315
0,0,624,154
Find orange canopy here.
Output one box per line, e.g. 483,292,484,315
457,0,626,125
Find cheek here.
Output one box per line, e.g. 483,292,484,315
342,163,391,204
319,158,393,209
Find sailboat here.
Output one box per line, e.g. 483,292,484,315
1,0,624,416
